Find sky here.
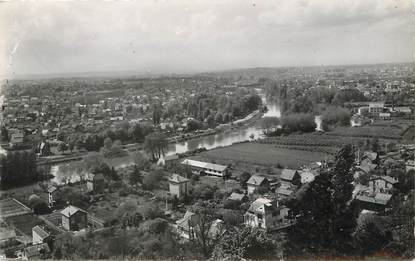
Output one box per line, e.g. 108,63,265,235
0,0,414,78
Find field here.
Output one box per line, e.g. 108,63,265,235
0,198,32,218
190,141,331,171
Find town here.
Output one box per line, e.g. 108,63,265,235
0,62,414,260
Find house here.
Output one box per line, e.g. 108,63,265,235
0,227,16,247
356,193,393,212
246,175,269,195
176,210,198,240
280,169,301,187
228,192,248,202
244,198,289,232
276,187,294,199
406,159,415,173
22,243,51,260
209,219,224,238
47,186,59,207
86,173,106,194
368,176,398,194
363,151,378,164
299,169,316,184
181,159,228,177
168,174,190,198
60,205,88,231
10,131,24,146
32,226,50,245
157,154,179,166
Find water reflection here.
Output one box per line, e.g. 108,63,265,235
52,90,282,183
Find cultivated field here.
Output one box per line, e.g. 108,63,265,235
191,142,331,170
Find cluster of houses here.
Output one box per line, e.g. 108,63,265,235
171,159,322,237
354,149,413,213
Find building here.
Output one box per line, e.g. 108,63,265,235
368,176,398,194
356,193,393,212
175,210,198,240
0,227,16,247
299,169,316,184
181,159,228,177
357,102,387,118
246,175,269,195
86,173,106,194
32,226,50,245
60,205,88,231
22,243,51,260
10,131,24,146
168,174,190,198
228,192,248,202
280,169,301,187
362,151,378,164
244,198,289,232
406,159,415,173
47,186,59,207
276,186,294,199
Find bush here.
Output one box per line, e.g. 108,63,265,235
147,218,169,234
321,106,351,130
142,170,164,190
281,113,316,134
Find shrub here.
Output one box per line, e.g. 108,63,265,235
281,113,316,133
321,106,351,130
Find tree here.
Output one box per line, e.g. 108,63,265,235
239,171,251,189
57,142,68,153
329,144,357,252
212,226,279,260
153,106,162,125
321,106,351,130
1,125,9,141
206,115,215,128
285,145,358,256
129,165,143,186
144,132,168,162
134,152,150,170
191,202,219,259
0,150,39,189
353,214,392,256
142,170,164,190
281,113,316,134
57,131,66,142
214,113,223,124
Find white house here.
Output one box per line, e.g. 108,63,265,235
168,174,190,198
299,169,316,184
181,159,228,177
246,175,269,195
368,176,398,194
244,198,289,232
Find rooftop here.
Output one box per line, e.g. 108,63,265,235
60,205,87,218
168,173,190,183
181,159,227,172
246,175,267,186
281,169,298,181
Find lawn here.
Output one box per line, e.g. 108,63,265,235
190,142,331,170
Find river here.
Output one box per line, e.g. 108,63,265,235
51,89,323,183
